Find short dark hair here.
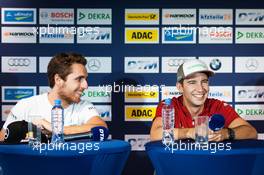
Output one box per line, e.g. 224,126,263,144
47,53,87,88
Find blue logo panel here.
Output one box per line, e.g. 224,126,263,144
4,10,34,22
4,88,34,100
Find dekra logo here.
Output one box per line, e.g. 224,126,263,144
87,91,110,97
78,12,111,21
237,31,264,39
237,108,264,115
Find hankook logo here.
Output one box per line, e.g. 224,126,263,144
246,58,258,71
87,59,101,71
8,58,31,66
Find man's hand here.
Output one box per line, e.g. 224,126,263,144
32,119,52,133
209,128,229,142
186,128,195,140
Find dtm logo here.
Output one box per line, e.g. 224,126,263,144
238,13,264,22
4,10,34,22
210,59,222,71
8,58,31,67
128,61,157,70
237,90,264,99
4,88,34,101
164,29,194,41
100,111,110,118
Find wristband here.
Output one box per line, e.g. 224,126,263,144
228,128,235,140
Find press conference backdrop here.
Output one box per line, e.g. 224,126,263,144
0,0,264,174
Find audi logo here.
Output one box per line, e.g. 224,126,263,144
8,58,31,66
168,59,186,67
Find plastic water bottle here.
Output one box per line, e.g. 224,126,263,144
162,98,175,145
51,99,64,144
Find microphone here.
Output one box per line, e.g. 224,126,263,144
64,126,109,142
209,114,225,131
4,120,48,144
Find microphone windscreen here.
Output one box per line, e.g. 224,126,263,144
209,114,225,131
4,120,28,144
91,126,109,141
4,120,49,144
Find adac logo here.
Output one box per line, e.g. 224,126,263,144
4,10,34,22
210,59,222,71
126,13,158,21
78,12,111,21
4,88,34,100
164,29,194,41
125,91,157,98
126,107,156,121
126,29,158,42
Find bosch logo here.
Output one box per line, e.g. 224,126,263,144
8,58,31,66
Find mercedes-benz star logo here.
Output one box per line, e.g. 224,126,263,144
87,59,101,71
246,58,258,71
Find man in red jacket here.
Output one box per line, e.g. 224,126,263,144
150,59,257,142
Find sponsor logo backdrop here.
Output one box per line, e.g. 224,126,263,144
0,1,264,174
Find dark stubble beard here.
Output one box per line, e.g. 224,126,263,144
58,90,80,105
